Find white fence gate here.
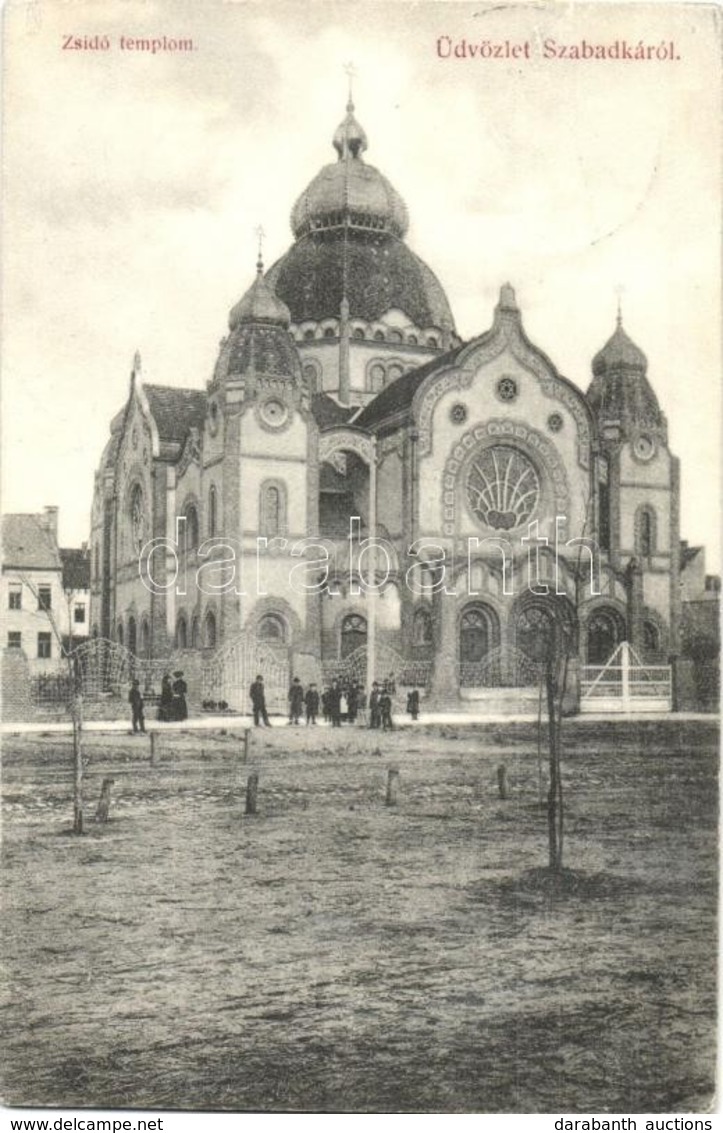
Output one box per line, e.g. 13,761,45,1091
580,641,672,713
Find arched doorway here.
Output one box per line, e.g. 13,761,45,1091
127,616,137,656
515,596,577,665
341,613,367,659
586,607,625,665
459,605,497,664
458,604,500,686
257,613,287,646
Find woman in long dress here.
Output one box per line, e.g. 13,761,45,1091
172,670,188,721
158,673,174,722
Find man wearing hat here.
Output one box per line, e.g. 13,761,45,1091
250,673,270,727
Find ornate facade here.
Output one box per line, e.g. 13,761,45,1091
90,99,693,709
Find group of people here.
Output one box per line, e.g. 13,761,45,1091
249,673,421,729
128,670,188,733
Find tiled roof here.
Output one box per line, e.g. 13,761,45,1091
266,231,455,330
680,543,703,570
354,341,466,430
311,392,357,429
60,547,91,590
144,384,207,444
2,514,62,570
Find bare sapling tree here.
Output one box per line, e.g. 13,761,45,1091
534,498,594,875
21,573,85,834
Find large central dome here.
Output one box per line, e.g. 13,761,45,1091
264,101,455,332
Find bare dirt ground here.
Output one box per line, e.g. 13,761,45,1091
1,718,717,1113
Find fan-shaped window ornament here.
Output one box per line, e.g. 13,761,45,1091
466,445,540,530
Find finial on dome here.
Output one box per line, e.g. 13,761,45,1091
333,68,368,160
132,350,142,375
344,61,356,112
255,224,265,274
497,283,519,312
615,283,625,328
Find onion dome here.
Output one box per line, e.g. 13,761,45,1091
215,260,300,384
587,315,665,436
228,257,291,331
592,316,648,376
290,101,409,239
265,101,455,331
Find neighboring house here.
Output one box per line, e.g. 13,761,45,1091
680,542,720,710
60,545,91,651
2,508,90,673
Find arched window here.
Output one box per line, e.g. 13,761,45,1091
643,620,660,656
373,330,385,342
260,481,286,537
586,608,624,665
208,485,217,537
323,326,336,339
176,615,188,650
408,334,418,345
368,363,385,393
258,613,286,644
352,327,365,340
117,622,124,647
204,610,217,649
303,328,315,341
127,616,137,655
388,330,403,343
412,607,433,646
387,363,404,383
184,504,199,552
140,618,150,657
427,336,438,348
302,362,320,392
460,606,495,663
94,545,100,581
129,483,146,554
636,506,656,558
341,613,367,658
191,615,200,649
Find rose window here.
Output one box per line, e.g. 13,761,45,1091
465,445,540,530
496,376,518,402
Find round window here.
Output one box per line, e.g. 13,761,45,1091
547,413,563,433
450,403,468,425
466,445,540,530
260,398,289,429
496,376,518,402
633,434,656,462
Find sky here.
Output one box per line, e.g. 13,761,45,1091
2,0,721,569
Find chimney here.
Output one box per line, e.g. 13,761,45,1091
42,506,59,541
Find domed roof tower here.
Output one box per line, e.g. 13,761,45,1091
212,257,301,388
587,314,667,442
256,98,458,406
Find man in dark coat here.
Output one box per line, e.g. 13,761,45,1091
368,681,381,729
305,683,320,726
288,676,304,725
327,679,342,727
346,682,359,724
129,679,146,734
380,686,394,732
407,688,420,721
250,674,270,727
